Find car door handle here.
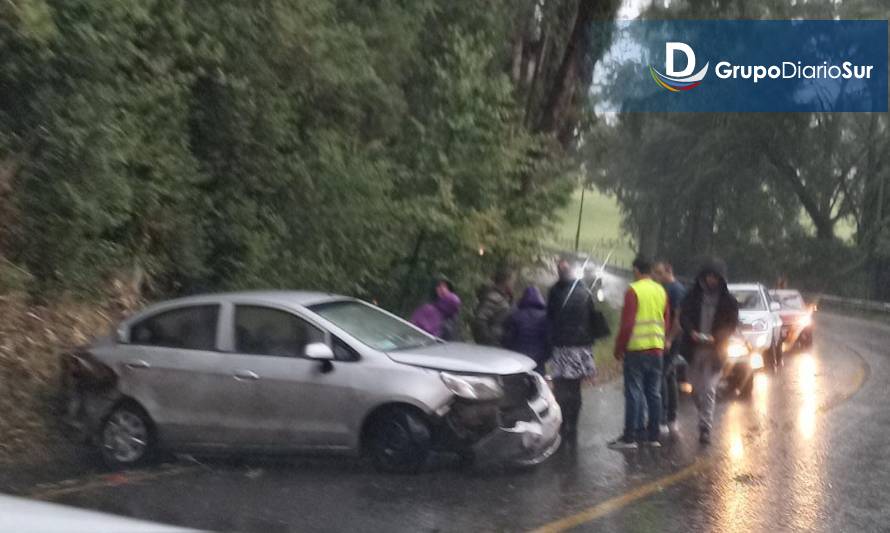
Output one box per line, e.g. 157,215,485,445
125,360,151,370
233,370,259,381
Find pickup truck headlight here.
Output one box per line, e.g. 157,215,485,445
441,372,503,401
797,314,812,328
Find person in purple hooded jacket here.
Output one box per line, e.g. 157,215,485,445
410,279,462,341
503,286,550,374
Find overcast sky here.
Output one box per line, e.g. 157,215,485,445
618,0,672,19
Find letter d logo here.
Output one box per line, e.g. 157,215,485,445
666,42,696,77
649,42,709,92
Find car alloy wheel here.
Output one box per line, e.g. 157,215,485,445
101,404,153,469
366,408,431,474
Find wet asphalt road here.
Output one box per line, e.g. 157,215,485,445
7,312,890,532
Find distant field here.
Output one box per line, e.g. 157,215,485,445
799,211,856,242
551,188,635,268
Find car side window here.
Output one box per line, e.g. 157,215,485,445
130,305,220,351
235,306,324,358
332,336,360,362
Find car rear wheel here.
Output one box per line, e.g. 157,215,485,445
365,408,431,474
100,403,155,470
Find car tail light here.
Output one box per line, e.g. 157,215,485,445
61,349,117,389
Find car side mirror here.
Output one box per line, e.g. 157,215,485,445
305,342,334,361
770,301,781,312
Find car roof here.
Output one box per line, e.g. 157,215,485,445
770,289,801,296
727,283,764,291
129,291,353,320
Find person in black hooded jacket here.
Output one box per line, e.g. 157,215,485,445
676,257,739,444
546,259,605,442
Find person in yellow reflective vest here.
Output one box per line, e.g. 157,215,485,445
608,256,670,450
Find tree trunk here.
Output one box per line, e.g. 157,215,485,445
764,148,836,241
536,0,617,146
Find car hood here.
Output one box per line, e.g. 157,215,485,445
738,310,770,322
387,342,536,375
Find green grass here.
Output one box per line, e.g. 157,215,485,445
593,305,622,382
797,210,856,242
551,188,635,268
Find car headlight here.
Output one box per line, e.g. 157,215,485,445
727,340,748,359
751,319,768,332
797,314,812,328
753,334,769,349
441,372,503,401
750,352,764,370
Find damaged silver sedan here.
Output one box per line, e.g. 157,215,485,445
59,291,561,472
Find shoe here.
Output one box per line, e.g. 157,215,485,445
699,429,711,445
668,421,680,435
607,436,639,450
642,439,662,448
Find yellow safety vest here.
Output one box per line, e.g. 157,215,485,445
627,278,668,352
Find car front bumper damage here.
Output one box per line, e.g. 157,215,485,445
441,374,562,466
470,395,562,466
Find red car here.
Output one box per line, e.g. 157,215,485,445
769,289,815,351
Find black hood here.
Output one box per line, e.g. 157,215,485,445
696,257,728,284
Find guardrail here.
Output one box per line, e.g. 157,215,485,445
810,293,890,315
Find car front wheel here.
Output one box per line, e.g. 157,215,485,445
365,408,431,474
100,403,155,470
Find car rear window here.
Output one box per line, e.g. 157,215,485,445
130,305,220,351
777,293,805,310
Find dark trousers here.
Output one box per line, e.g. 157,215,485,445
623,352,663,441
662,352,679,423
553,379,582,439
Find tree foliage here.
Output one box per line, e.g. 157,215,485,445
584,0,890,299
0,0,618,308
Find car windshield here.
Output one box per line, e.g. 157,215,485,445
774,292,805,310
731,289,766,311
309,301,436,352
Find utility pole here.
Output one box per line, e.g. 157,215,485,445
574,186,585,252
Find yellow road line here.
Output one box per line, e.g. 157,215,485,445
530,459,712,533
530,346,870,533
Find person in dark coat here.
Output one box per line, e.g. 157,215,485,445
546,259,606,442
503,286,550,373
472,269,515,346
410,278,462,341
676,257,739,444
